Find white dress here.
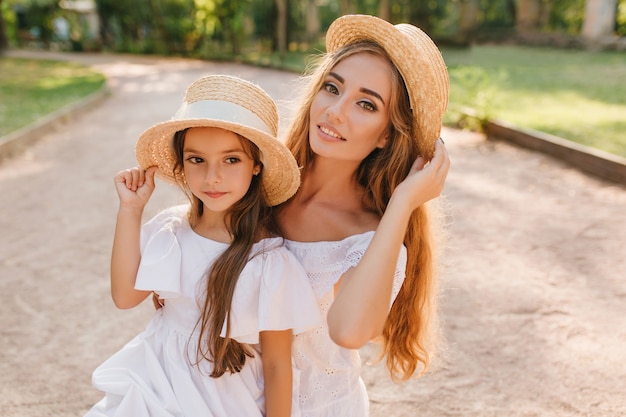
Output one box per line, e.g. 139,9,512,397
86,205,322,417
285,233,407,417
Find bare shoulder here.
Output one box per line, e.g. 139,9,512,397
278,198,379,242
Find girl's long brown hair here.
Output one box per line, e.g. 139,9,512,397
284,42,442,381
172,129,280,377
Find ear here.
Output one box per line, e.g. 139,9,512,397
253,166,261,176
376,134,388,149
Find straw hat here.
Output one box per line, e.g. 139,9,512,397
135,75,300,206
325,14,449,159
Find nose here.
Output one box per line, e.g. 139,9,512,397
325,98,346,123
204,163,221,184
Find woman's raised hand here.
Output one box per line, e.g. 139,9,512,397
392,139,450,210
113,166,157,210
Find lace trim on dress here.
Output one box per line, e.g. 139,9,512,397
286,231,407,301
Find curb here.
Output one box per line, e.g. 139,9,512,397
0,83,110,162
484,119,626,184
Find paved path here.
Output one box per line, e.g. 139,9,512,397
1,51,625,417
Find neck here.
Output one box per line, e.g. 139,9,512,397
298,156,363,205
193,210,231,243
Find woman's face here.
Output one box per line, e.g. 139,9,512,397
309,52,392,163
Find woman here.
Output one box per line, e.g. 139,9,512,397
277,14,450,416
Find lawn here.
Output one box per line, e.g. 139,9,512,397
240,45,626,158
0,58,106,137
441,46,626,157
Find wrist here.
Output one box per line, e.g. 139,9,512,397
386,192,414,220
117,204,144,216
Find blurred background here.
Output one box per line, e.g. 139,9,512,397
1,0,625,159
2,0,626,56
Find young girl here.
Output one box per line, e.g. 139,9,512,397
85,75,321,417
276,15,451,416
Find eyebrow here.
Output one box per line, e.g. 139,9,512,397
328,71,385,105
183,147,246,154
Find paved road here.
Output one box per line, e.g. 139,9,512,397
2,51,625,417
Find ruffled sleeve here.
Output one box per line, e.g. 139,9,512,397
134,205,188,299
222,241,322,344
343,233,408,306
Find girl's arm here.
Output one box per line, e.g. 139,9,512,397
110,166,156,309
259,329,293,417
327,140,450,348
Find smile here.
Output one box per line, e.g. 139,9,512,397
319,125,344,140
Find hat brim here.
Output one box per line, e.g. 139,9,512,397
136,119,300,206
326,15,449,159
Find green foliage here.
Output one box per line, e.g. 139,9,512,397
442,46,626,157
5,0,621,55
95,0,251,55
0,58,105,136
618,0,626,36
548,0,585,33
446,65,506,129
2,1,17,47
477,0,515,28
250,0,276,41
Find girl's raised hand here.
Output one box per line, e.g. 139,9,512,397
114,166,157,210
392,139,450,210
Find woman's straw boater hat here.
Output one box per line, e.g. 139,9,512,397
325,14,449,160
135,75,300,206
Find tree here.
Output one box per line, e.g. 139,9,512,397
377,0,391,22
0,0,8,51
275,0,287,56
582,0,618,40
459,0,480,40
339,0,355,16
305,0,319,43
516,0,541,31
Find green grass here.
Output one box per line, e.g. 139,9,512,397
441,46,626,157
0,58,106,136
238,45,626,158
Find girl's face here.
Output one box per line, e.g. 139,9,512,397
182,126,259,214
309,52,392,163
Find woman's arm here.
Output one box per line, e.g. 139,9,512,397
327,140,450,348
110,167,156,309
260,329,293,417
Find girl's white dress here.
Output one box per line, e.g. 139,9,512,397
85,205,321,417
285,234,407,417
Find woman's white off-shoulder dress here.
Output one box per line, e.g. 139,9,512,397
85,205,321,417
285,233,407,417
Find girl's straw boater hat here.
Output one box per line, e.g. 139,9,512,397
135,75,300,206
325,14,449,160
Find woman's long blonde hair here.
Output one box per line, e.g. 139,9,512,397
284,42,442,381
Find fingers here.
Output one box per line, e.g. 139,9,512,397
411,139,449,176
114,168,139,191
430,138,450,178
114,167,156,191
410,155,427,173
144,166,157,189
152,292,164,310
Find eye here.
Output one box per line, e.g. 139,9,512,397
225,156,241,164
185,156,203,164
322,82,339,95
358,101,376,112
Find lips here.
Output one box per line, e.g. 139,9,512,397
204,191,226,198
318,124,345,141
